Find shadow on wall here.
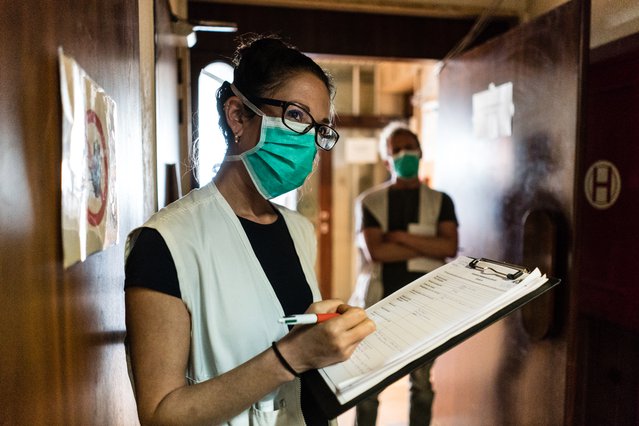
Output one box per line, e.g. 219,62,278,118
495,131,571,425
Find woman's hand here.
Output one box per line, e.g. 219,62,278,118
275,299,376,374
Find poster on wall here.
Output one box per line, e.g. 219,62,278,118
472,82,514,140
58,48,118,268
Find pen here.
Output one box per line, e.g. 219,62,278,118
278,313,341,325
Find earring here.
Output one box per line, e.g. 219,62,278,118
234,134,240,144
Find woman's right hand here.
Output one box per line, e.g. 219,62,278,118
275,299,376,375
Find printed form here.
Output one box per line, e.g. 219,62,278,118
319,256,546,403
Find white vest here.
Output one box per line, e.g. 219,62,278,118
351,182,444,308
126,182,321,425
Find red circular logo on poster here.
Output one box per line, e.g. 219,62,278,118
85,109,109,226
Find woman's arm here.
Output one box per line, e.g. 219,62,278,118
126,289,374,426
126,287,291,425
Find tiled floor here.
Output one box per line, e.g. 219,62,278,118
336,376,410,425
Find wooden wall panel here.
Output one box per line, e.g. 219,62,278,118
579,34,639,332
433,2,581,424
155,0,182,208
0,1,148,424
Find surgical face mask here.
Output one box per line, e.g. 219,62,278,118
391,150,420,179
225,85,317,199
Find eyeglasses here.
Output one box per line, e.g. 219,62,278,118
225,82,339,151
257,98,339,151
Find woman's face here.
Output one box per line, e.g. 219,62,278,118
243,72,332,147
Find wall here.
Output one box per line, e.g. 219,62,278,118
522,0,639,47
591,0,639,48
155,0,182,208
140,0,159,214
570,30,639,425
0,0,151,423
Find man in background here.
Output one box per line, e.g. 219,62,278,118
352,122,459,425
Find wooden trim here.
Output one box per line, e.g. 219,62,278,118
194,0,522,19
590,31,639,65
335,114,404,129
318,149,332,298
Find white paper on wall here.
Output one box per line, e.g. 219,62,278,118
59,48,118,268
472,82,514,140
345,137,379,164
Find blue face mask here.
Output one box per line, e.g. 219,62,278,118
225,84,317,199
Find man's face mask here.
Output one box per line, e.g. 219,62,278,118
391,150,421,179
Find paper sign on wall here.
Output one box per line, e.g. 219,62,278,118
345,137,379,164
472,82,514,140
59,49,118,268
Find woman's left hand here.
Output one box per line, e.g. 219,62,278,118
275,299,376,374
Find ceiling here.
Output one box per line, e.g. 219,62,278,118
185,0,639,51
190,0,561,20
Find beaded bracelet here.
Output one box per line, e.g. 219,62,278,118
271,341,300,378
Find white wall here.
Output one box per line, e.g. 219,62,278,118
525,0,639,48
591,0,639,48
139,0,157,216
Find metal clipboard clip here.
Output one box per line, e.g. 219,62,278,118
468,258,528,281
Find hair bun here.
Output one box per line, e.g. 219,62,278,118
233,34,294,67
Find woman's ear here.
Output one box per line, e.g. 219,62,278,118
224,97,245,139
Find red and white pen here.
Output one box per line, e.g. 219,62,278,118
278,313,341,325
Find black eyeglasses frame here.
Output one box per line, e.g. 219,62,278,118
256,97,339,151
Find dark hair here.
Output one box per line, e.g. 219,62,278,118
216,33,335,145
378,121,420,160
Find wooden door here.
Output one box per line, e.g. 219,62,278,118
571,32,639,426
433,2,585,424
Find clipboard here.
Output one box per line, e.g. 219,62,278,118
303,257,561,419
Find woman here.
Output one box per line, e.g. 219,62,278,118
124,35,375,425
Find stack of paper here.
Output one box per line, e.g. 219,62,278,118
318,256,548,404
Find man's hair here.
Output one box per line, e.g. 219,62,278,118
378,121,420,160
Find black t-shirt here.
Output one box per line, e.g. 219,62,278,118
125,211,313,314
362,187,458,297
124,209,326,425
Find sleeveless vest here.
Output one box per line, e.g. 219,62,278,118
125,181,321,425
351,182,444,308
